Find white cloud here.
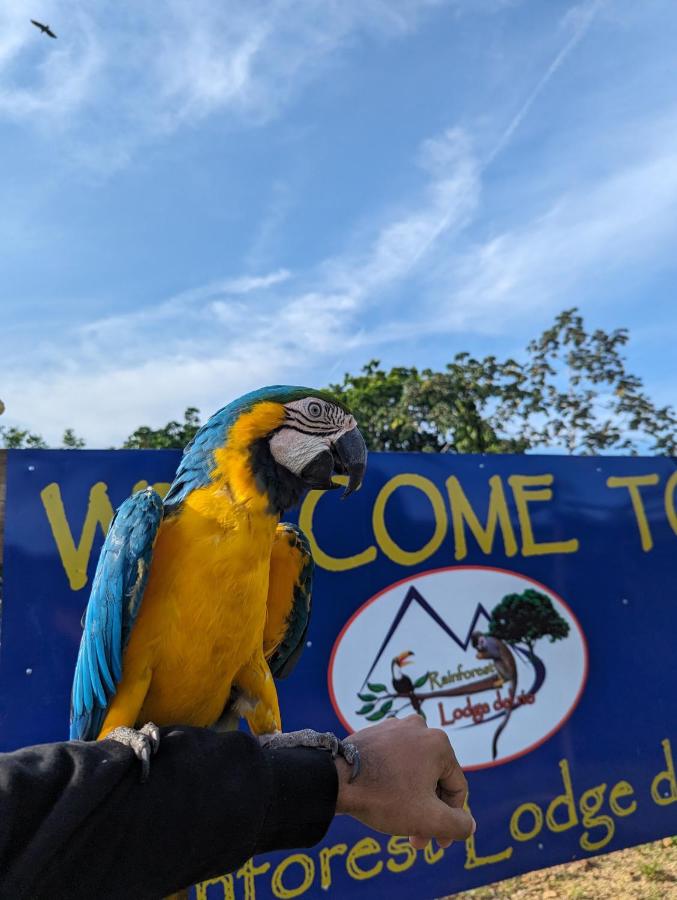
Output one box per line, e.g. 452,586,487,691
1,127,480,443
11,113,677,444
0,0,524,170
485,0,602,166
0,0,459,167
0,3,103,122
423,131,677,334
69,270,293,372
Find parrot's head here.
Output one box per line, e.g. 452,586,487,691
166,385,367,515
262,388,367,499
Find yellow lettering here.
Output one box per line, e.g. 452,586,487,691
40,482,114,591
298,477,377,572
386,836,417,873
346,837,383,880
546,759,578,833
579,784,614,851
464,831,513,869
651,738,677,806
606,474,659,552
236,858,271,900
271,854,315,898
465,803,512,869
319,843,348,890
510,802,543,841
446,475,517,560
424,840,444,864
195,874,236,900
609,781,637,817
664,472,677,536
373,474,447,566
509,475,579,556
131,480,171,499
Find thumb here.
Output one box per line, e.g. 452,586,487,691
424,797,476,844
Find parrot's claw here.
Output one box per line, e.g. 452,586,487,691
104,722,160,782
339,738,361,782
259,729,361,782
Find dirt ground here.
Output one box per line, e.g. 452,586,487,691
446,837,677,899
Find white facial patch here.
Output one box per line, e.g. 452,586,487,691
268,428,327,475
268,397,356,476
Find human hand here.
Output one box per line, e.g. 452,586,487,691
334,714,475,849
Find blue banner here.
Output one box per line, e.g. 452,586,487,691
1,449,676,898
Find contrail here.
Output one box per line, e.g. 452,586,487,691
485,0,603,168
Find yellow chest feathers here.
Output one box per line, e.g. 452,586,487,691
136,473,279,664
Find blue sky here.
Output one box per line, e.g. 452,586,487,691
2,0,677,445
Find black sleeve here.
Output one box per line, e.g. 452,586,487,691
0,726,338,900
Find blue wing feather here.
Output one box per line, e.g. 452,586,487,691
69,487,163,741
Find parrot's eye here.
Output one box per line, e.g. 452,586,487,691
307,401,323,418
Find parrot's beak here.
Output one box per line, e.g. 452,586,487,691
298,425,367,495
332,426,367,498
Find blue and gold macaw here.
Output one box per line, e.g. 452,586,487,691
70,386,366,778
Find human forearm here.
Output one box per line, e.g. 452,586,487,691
0,727,337,900
0,716,475,900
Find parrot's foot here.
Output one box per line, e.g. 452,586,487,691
104,722,160,782
259,729,361,782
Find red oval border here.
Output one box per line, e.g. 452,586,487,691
327,564,589,771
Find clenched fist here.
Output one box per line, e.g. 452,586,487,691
334,714,476,849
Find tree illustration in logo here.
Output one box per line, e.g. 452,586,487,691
488,589,570,659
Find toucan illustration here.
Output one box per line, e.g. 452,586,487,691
391,650,422,713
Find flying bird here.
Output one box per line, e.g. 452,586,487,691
70,386,367,780
30,19,57,39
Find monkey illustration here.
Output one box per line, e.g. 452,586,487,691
471,631,518,759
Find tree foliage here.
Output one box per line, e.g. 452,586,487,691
509,308,677,454
0,426,49,449
62,428,86,449
331,309,677,455
330,358,528,454
0,426,85,449
488,589,570,657
122,407,201,449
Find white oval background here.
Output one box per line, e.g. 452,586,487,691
329,567,588,769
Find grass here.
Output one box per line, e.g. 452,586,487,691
444,837,677,899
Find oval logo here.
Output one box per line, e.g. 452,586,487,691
329,566,588,769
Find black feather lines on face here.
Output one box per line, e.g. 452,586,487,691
284,405,340,436
249,437,307,515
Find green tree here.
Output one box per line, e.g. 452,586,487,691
488,589,570,658
330,358,529,453
503,308,677,455
62,428,86,449
330,309,677,455
123,407,201,449
0,426,86,449
0,426,48,449
330,362,433,452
